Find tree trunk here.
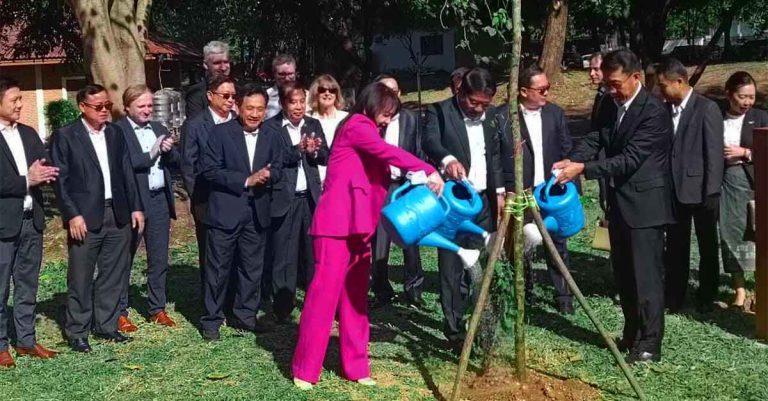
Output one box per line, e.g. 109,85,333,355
689,2,745,87
629,0,678,65
69,0,150,115
539,0,569,80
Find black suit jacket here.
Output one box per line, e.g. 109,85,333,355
262,113,329,218
0,123,47,237
397,108,423,159
669,92,724,205
201,119,283,229
570,87,675,229
422,97,504,229
51,119,142,230
115,118,179,219
495,102,573,191
727,107,768,184
180,110,235,204
183,80,208,121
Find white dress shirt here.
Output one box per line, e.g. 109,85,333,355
521,105,546,187
209,107,233,125
723,113,745,147
440,111,504,194
283,118,308,192
310,110,348,182
0,122,33,210
266,86,281,119
83,119,112,200
128,118,165,190
671,88,693,134
384,113,403,180
615,82,643,128
244,129,259,171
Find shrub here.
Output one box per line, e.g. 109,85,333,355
44,99,79,132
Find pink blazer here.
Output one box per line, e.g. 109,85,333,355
309,113,437,237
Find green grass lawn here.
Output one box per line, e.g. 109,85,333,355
1,181,767,400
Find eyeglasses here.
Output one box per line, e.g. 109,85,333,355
81,102,114,112
525,85,550,95
211,92,236,100
318,86,338,95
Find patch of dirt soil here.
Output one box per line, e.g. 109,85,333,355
463,366,601,401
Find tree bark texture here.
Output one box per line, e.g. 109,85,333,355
539,0,568,80
629,0,677,65
69,0,150,114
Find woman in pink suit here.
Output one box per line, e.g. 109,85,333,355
292,83,443,389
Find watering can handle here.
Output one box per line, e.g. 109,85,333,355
542,175,557,202
439,193,451,217
389,181,412,203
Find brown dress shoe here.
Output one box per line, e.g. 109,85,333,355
15,344,59,359
0,350,15,368
118,315,139,333
150,310,176,327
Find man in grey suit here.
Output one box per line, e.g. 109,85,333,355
656,58,724,313
0,76,60,368
115,84,180,330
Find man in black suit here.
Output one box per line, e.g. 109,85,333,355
496,65,575,314
422,67,504,350
0,76,60,368
184,41,232,120
115,84,181,330
51,84,145,352
656,58,724,313
554,49,674,364
181,75,237,271
263,81,327,322
370,74,427,309
199,84,282,340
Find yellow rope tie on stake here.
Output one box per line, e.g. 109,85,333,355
509,190,537,221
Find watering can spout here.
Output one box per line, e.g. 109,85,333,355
417,232,460,253
457,248,481,269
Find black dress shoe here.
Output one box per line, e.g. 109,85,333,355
201,329,220,342
557,302,575,315
616,337,633,353
404,295,426,309
625,350,661,364
252,319,274,334
69,338,92,353
94,331,133,343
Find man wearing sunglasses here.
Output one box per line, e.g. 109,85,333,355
553,49,674,364
51,84,145,353
181,75,237,275
369,74,427,310
184,41,232,120
496,64,575,315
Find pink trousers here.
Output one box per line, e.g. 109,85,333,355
291,235,371,383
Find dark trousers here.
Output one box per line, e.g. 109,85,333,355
609,210,665,354
371,182,424,302
119,190,171,317
65,204,132,339
270,195,315,318
0,217,43,350
200,206,266,332
524,236,572,305
191,200,208,270
664,199,720,309
437,195,491,342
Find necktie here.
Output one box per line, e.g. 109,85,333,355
614,105,626,133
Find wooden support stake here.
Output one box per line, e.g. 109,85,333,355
530,208,646,401
449,193,515,401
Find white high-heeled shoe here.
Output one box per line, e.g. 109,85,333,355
357,377,376,386
293,378,313,390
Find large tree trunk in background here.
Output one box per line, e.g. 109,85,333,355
69,0,150,115
689,2,745,87
539,0,569,80
629,0,678,65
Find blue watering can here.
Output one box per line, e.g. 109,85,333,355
381,180,490,268
533,176,585,238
